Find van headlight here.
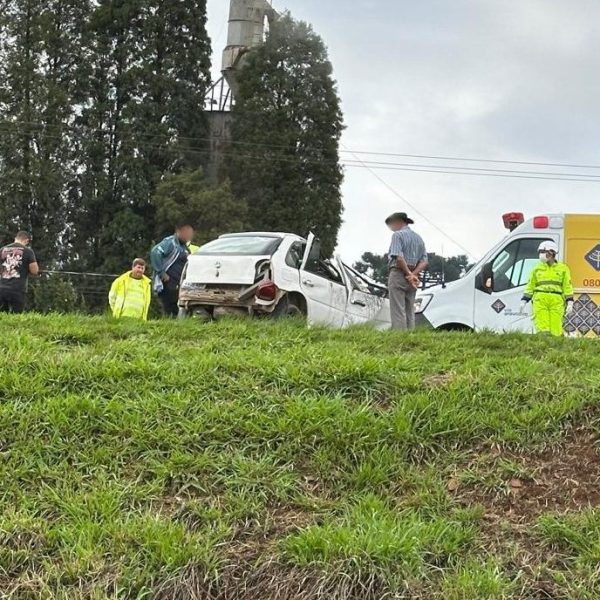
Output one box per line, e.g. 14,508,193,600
414,294,433,314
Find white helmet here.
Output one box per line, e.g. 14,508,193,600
538,240,558,255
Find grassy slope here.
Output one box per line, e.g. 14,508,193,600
1,314,599,599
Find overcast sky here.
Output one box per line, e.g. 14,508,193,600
206,0,600,263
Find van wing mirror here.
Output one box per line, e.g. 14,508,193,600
476,262,494,294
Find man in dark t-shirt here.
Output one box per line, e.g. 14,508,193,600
0,231,39,313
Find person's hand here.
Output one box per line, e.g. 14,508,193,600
566,301,574,316
161,273,170,283
519,300,528,315
406,273,419,289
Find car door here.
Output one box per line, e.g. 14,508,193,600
342,263,386,327
300,234,347,327
473,236,555,333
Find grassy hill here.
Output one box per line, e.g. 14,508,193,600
1,314,599,599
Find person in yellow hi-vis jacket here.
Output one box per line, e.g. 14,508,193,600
520,241,574,336
109,258,152,321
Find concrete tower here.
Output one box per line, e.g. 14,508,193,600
205,0,276,180
222,0,276,97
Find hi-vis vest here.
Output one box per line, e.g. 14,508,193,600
524,262,574,299
108,272,152,320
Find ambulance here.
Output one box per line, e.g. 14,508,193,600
415,213,600,337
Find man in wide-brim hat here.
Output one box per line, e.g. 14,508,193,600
385,212,428,330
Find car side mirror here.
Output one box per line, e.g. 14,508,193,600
476,262,494,294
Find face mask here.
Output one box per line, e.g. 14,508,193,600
539,253,549,263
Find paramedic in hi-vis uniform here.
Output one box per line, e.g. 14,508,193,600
520,241,574,336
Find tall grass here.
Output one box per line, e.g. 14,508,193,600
0,313,599,598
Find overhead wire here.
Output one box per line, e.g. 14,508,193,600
2,122,600,184
4,120,600,171
342,143,477,259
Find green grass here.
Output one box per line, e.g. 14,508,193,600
0,313,599,598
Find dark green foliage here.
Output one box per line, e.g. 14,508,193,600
227,13,344,257
67,0,212,273
0,0,90,265
28,273,81,313
0,0,212,273
354,252,475,285
353,252,390,285
151,169,247,246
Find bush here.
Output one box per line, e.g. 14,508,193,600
28,274,82,314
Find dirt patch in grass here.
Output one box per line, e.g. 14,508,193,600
224,507,318,563
454,426,600,522
446,424,600,595
423,372,457,389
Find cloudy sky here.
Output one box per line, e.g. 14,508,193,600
206,0,600,263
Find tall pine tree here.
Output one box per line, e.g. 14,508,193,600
0,0,89,264
227,13,344,256
68,0,211,273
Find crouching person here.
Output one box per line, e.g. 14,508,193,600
109,259,152,321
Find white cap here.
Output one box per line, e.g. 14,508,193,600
538,240,559,255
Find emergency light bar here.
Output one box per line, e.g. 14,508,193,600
502,212,525,231
533,216,550,229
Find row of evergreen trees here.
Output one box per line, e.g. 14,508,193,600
0,2,344,272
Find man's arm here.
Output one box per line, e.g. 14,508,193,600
562,265,574,300
150,238,171,280
28,261,39,276
522,266,537,301
108,279,119,310
27,250,39,276
390,233,412,276
412,259,428,278
395,256,413,277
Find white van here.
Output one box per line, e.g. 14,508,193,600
416,213,600,337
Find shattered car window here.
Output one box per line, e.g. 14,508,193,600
197,236,283,256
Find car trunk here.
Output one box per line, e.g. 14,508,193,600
185,255,270,286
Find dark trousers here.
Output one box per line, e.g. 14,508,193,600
0,288,26,314
159,287,180,317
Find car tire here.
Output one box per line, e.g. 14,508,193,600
178,306,211,321
273,296,306,320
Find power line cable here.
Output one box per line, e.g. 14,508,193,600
342,144,477,259
6,120,600,170
339,150,600,171
4,123,600,182
3,123,600,182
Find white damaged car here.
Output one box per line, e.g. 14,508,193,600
178,232,391,329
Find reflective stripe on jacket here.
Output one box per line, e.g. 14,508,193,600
523,261,574,300
109,272,152,320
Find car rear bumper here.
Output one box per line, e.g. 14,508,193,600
178,286,279,315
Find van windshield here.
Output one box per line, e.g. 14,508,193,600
196,236,283,256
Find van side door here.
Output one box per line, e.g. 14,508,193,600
473,236,556,333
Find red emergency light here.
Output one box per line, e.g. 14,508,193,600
533,215,549,229
502,212,525,231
